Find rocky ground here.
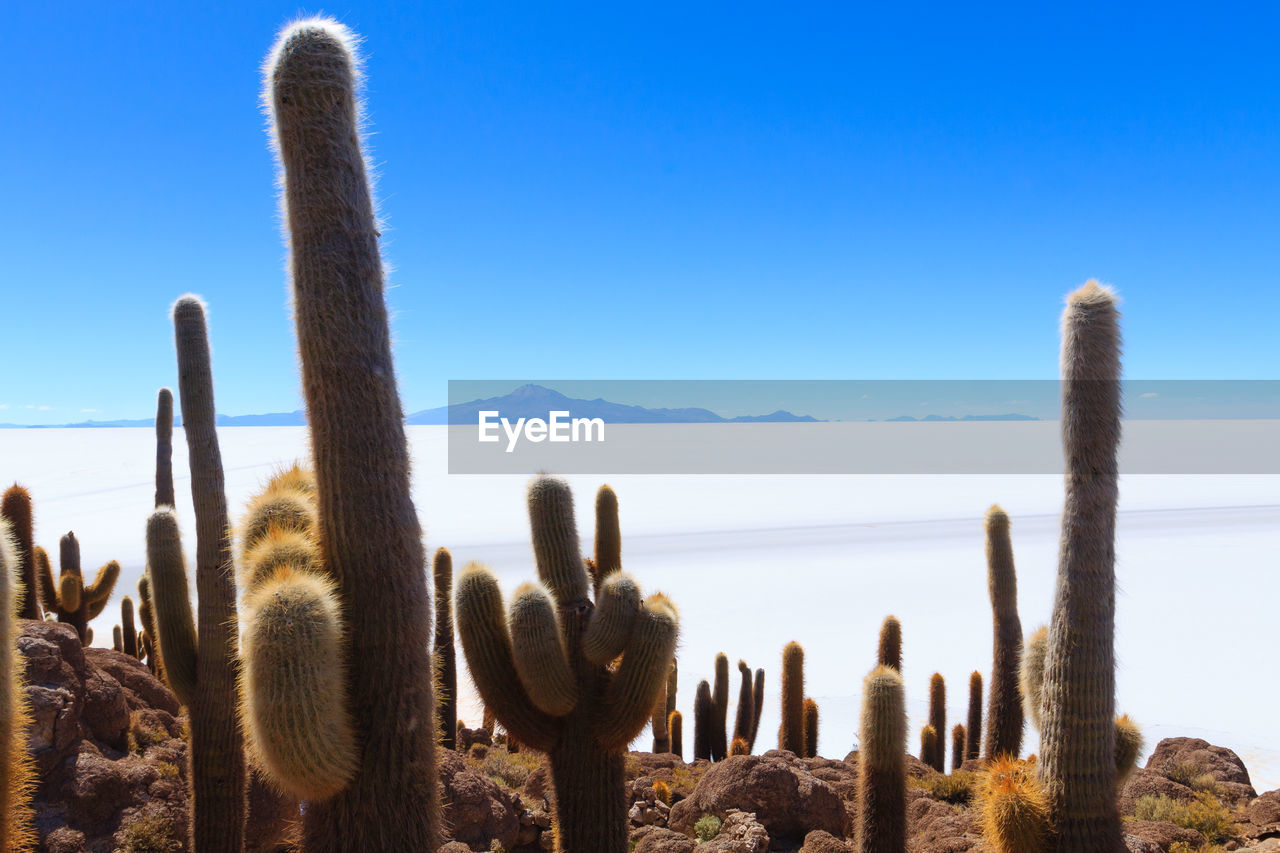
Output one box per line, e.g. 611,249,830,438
18,619,1280,852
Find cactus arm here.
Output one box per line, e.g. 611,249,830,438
85,561,121,615
597,594,679,751
155,387,175,509
592,485,621,582
526,477,589,608
146,509,199,707
508,583,579,717
58,574,82,613
581,572,640,665
34,547,56,617
456,565,559,751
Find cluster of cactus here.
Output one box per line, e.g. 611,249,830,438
1,519,37,851
37,532,118,644
457,476,678,853
691,652,764,761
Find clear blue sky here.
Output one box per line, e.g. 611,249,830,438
3,2,1277,424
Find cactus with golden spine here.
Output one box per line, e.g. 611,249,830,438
267,18,443,849
236,468,357,801
965,671,983,762
780,641,805,755
38,532,118,644
856,665,906,853
1020,625,1048,732
732,660,754,750
803,697,819,758
1038,282,1124,848
730,736,750,756
137,576,163,678
983,506,1024,761
711,652,730,761
927,673,946,772
878,615,902,673
669,710,683,760
433,547,457,751
920,726,938,768
978,757,1051,853
1,486,41,620
693,680,713,761
1,522,37,851
749,667,764,751
1114,715,1143,790
951,725,966,772
145,295,247,852
457,477,678,853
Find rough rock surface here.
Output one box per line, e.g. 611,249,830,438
668,751,847,841
800,829,854,852
697,809,770,853
438,749,521,851
631,825,697,853
1144,736,1257,806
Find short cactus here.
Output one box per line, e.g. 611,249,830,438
732,660,754,750
920,726,938,768
856,665,906,853
877,615,902,673
803,697,819,758
1038,282,1124,848
951,725,966,772
2,520,37,851
434,547,457,751
694,680,713,760
749,667,764,751
730,736,750,756
711,652,730,761
38,532,118,644
1,486,41,620
983,505,1024,761
965,671,983,761
1114,715,1143,789
927,673,946,772
779,641,805,755
669,710,683,760
112,625,123,652
977,756,1051,853
121,597,138,658
456,477,678,853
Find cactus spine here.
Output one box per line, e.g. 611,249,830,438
1038,281,1124,848
983,505,1024,761
857,665,906,853
155,387,175,508
803,697,819,758
1114,715,1143,789
927,673,946,772
878,615,902,673
121,597,138,658
711,652,730,761
39,533,118,644
434,547,457,751
693,680,713,760
457,477,678,853
978,757,1051,853
780,641,805,755
951,725,966,772
749,667,764,751
1,486,41,620
965,671,983,761
1020,625,1048,732
145,296,246,852
651,686,670,754
1,521,37,851
732,660,754,750
267,19,442,849
669,710,683,760
730,736,750,756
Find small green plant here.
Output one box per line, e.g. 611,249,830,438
911,770,978,805
694,814,722,842
127,712,169,755
1133,792,1233,842
117,815,180,852
470,747,542,790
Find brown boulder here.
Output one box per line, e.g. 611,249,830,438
669,752,847,842
907,792,981,852
438,749,520,851
1122,819,1203,849
1240,788,1280,839
698,809,770,853
801,829,854,852
81,665,129,750
631,825,698,853
85,647,180,715
1118,767,1197,815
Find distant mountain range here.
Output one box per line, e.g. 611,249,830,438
0,384,1042,427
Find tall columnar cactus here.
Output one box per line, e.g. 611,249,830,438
965,671,983,761
951,725,966,772
1,486,41,620
434,547,457,751
121,597,138,658
236,468,356,800
2,521,37,852
693,680,713,760
457,476,678,853
146,296,246,852
1038,281,1124,849
669,710,683,760
267,19,442,849
749,667,764,751
38,533,118,643
878,615,902,673
155,388,175,508
983,505,1024,761
978,757,1051,853
780,641,805,755
927,673,946,772
856,665,906,853
1020,626,1048,731
732,660,754,748
803,698,819,758
711,652,730,761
